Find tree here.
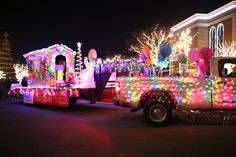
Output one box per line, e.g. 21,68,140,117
129,24,172,64
170,28,196,61
0,32,15,79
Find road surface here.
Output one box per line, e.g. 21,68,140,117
0,98,235,157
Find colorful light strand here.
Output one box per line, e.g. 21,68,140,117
116,76,236,109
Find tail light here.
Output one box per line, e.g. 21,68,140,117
115,81,121,95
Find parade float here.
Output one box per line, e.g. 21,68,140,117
9,43,116,106
8,34,236,126
21,44,79,107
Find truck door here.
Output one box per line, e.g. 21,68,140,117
177,77,212,110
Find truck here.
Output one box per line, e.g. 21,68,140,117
113,57,236,126
8,44,236,126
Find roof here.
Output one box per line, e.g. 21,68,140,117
171,1,236,32
23,44,75,58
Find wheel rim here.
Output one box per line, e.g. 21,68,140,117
149,104,168,122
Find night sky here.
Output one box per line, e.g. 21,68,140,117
0,0,232,63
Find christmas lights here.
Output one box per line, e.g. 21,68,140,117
0,32,15,79
10,87,80,107
24,44,75,87
171,1,236,32
129,25,171,64
171,28,194,61
217,41,236,57
75,42,83,77
0,70,6,79
13,64,28,83
117,76,236,109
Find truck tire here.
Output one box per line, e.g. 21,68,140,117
69,97,78,106
143,101,173,127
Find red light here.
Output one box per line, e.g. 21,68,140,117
116,87,120,92
115,81,121,95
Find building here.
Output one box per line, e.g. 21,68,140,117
171,0,236,57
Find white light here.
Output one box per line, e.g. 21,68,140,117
0,71,6,79
217,41,236,57
13,64,28,83
171,2,236,32
129,24,170,63
171,28,194,61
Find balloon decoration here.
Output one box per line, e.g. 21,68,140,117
88,49,97,63
187,47,213,77
156,53,168,68
159,43,172,58
198,47,213,61
140,52,147,61
197,47,213,77
188,48,199,62
68,67,74,73
48,66,55,74
142,45,152,66
155,43,172,68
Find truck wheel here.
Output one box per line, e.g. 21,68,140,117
69,97,78,106
143,101,172,127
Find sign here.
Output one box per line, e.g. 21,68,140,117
24,91,34,104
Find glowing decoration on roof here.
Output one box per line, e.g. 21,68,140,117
0,70,6,79
13,64,28,83
23,44,75,58
217,41,236,57
170,1,236,32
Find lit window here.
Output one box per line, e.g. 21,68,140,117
217,23,224,50
209,26,216,56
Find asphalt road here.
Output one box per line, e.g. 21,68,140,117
0,98,236,157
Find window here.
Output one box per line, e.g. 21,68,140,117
217,23,224,50
218,59,236,77
55,55,66,82
209,26,216,56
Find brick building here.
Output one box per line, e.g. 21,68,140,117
171,0,236,57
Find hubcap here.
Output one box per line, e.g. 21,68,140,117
149,104,167,122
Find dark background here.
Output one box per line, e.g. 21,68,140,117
0,0,232,63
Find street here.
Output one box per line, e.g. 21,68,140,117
0,98,236,157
